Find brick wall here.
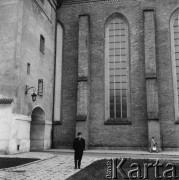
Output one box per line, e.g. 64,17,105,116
55,0,179,149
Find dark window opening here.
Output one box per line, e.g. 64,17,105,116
27,63,30,75
40,35,45,53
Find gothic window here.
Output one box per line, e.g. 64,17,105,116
105,13,130,122
53,22,63,123
171,9,179,121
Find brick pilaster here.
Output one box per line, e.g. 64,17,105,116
76,15,90,148
144,9,161,151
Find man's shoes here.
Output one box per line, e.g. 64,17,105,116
74,167,77,169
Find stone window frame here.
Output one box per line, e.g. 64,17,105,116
171,8,179,123
104,13,131,125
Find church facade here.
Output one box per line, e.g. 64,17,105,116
0,0,179,154
54,0,179,151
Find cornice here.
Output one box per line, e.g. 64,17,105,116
61,0,133,5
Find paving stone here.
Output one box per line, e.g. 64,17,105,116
0,153,100,180
1,151,179,180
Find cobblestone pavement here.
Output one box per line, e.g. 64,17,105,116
0,153,101,180
1,150,179,180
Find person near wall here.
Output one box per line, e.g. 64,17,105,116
150,137,158,153
73,132,85,169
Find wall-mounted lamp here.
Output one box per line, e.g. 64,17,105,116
25,85,37,102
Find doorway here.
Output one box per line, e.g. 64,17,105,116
30,106,45,151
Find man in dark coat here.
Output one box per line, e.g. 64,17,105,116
73,132,85,169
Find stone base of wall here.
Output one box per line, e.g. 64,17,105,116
54,146,148,151
44,123,52,149
53,146,73,149
163,148,179,151
89,146,148,151
0,105,31,154
0,140,10,154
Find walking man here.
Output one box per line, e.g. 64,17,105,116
73,132,85,169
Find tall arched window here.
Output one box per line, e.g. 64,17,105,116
105,13,130,122
54,22,63,123
171,9,179,121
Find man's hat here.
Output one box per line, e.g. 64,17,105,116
77,132,82,136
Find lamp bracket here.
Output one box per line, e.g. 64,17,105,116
25,85,36,94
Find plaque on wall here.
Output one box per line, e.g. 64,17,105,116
38,79,43,96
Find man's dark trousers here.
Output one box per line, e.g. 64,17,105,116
74,150,83,169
